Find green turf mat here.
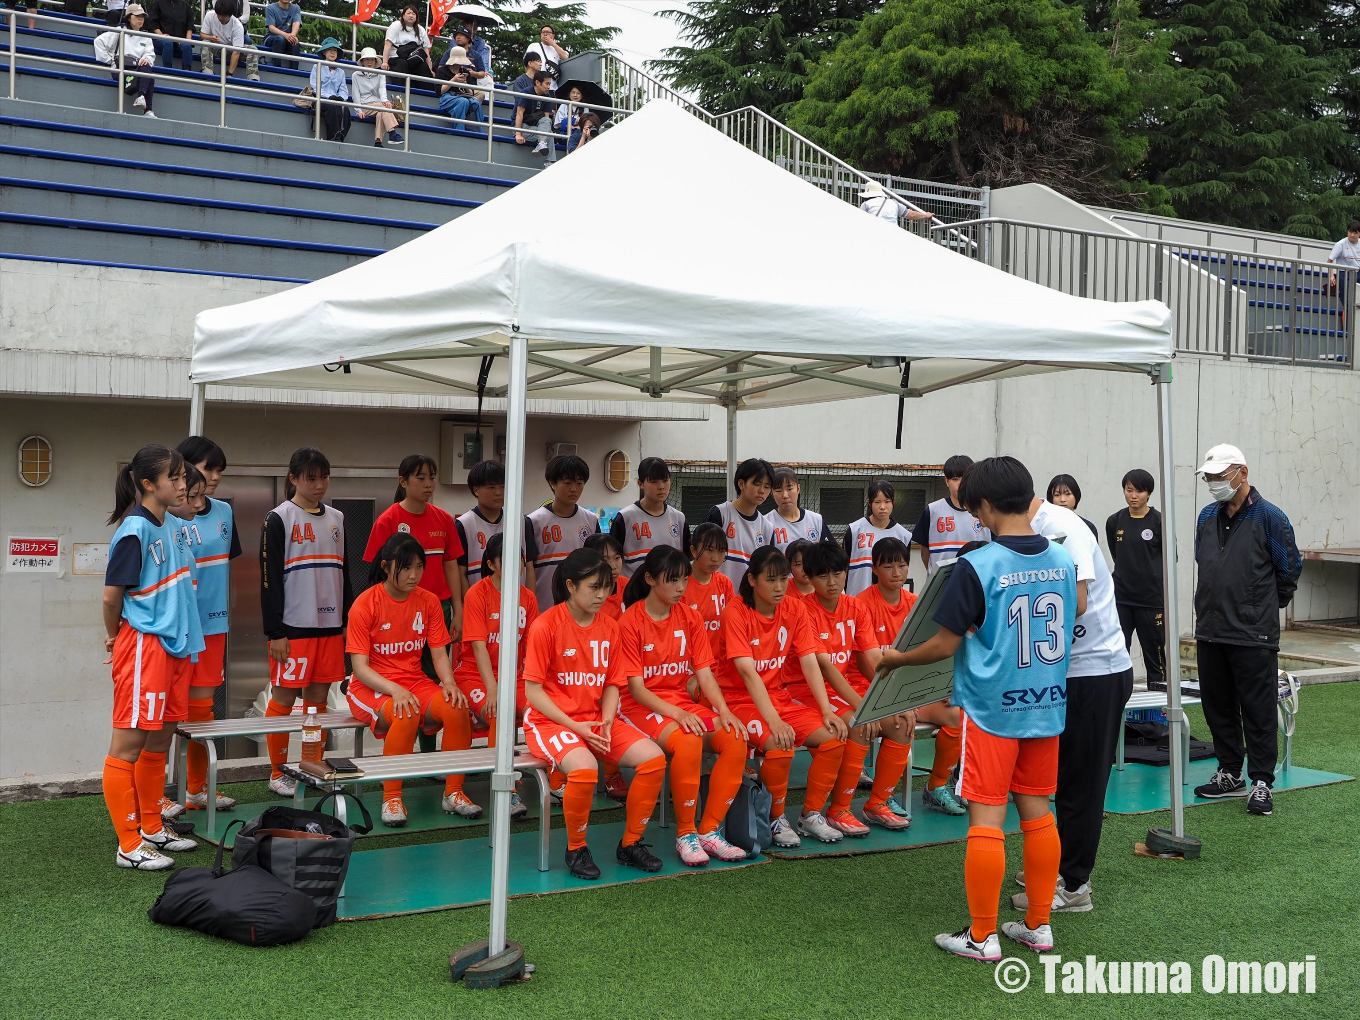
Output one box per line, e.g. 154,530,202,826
336,818,769,919
1104,759,1352,814
765,797,1017,858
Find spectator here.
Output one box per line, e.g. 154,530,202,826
383,3,433,82
308,37,351,141
511,50,542,95
200,0,259,80
437,46,484,124
1105,468,1166,691
860,179,933,224
555,84,582,148
1190,444,1301,817
524,23,567,86
571,110,600,153
1045,473,1098,538
261,0,302,69
513,68,556,166
93,4,157,116
104,0,125,26
146,0,194,72
1327,218,1360,330
352,47,402,146
460,16,492,87
442,25,489,86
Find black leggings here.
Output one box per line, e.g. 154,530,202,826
387,51,433,85
118,57,154,109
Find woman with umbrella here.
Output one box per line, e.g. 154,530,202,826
553,77,611,153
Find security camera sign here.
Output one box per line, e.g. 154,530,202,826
8,537,60,572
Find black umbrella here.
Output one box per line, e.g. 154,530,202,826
552,78,614,123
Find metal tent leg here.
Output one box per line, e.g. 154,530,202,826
1155,364,1188,836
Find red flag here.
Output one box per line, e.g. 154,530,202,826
351,0,381,24
431,0,458,37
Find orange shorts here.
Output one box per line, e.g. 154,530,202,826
616,691,719,740
721,688,827,748
111,623,192,729
957,712,1059,806
189,632,227,688
270,634,345,688
523,710,651,769
346,677,445,738
455,674,526,730
788,675,869,717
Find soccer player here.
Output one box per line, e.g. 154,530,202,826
528,454,601,609
101,445,202,869
452,532,539,820
344,534,472,828
585,532,629,798
260,448,354,797
522,548,669,879
1046,474,1098,539
713,545,848,847
913,456,990,575
609,456,689,577
844,480,913,596
784,538,817,603
881,456,1075,959
764,467,827,552
455,459,538,593
616,546,749,866
1105,468,1165,691
705,457,775,587
683,523,734,639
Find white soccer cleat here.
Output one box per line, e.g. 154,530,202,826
770,815,801,848
140,826,198,853
381,797,408,827
795,810,843,843
675,832,710,867
441,790,484,819
934,926,1001,962
509,791,529,820
186,790,237,811
159,796,186,820
1002,919,1055,952
116,843,175,871
268,774,297,798
698,829,748,861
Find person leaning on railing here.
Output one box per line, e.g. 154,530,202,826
199,0,259,80
860,180,933,225
92,4,157,116
260,0,301,69
1328,219,1360,332
353,47,403,147
436,45,484,124
307,36,351,142
145,0,194,72
382,3,433,82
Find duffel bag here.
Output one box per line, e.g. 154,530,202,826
722,774,773,857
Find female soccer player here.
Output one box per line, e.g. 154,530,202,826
684,523,734,634
522,549,668,879
609,456,690,577
346,534,472,827
456,459,538,592
704,457,775,586
101,445,202,869
844,480,913,596
763,467,827,551
1047,473,1099,539
714,546,847,847
784,538,817,603
451,532,539,820
616,546,749,866
260,448,354,797
585,533,627,622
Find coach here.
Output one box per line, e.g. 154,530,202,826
1191,444,1301,817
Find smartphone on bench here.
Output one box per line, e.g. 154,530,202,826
324,757,359,774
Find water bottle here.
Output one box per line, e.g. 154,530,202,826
301,707,324,762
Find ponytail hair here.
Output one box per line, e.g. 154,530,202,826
690,521,728,556
622,545,691,608
284,446,330,500
183,463,207,499
368,533,426,589
739,545,789,608
108,445,183,525
550,548,612,607
394,453,438,504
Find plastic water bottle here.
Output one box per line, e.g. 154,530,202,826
301,707,324,762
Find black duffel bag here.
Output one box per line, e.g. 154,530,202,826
149,820,316,946
231,791,372,927
720,774,773,858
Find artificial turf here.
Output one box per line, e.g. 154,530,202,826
3,684,1357,1019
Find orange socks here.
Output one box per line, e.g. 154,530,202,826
964,825,1007,940
867,738,912,809
622,755,666,846
829,739,870,814
102,755,141,853
437,701,474,797
1020,813,1062,929
133,749,167,836
800,739,845,816
264,699,292,778
379,703,421,801
664,730,703,836
602,760,622,780
759,748,794,819
563,768,596,849
697,727,747,834
185,697,214,796
929,725,962,789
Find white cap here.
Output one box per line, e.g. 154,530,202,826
1196,443,1246,476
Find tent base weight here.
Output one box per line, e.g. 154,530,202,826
1142,827,1202,859
451,940,529,988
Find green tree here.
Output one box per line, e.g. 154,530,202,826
787,0,1144,204
480,2,620,84
651,1,882,118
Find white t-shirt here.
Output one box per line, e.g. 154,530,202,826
201,12,245,48
1330,237,1360,269
862,194,906,223
525,40,564,79
1029,501,1132,678
385,21,429,49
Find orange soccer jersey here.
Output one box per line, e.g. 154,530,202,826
789,594,878,703
345,585,451,692
616,600,715,707
683,571,733,636
857,583,918,650
600,575,627,622
454,577,539,687
714,596,819,697
521,602,625,721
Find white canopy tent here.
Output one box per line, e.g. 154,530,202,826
192,100,1187,971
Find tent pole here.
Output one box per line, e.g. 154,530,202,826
1155,364,1186,837
725,399,738,500
188,383,206,436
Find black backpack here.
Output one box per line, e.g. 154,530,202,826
721,774,773,857
148,821,316,946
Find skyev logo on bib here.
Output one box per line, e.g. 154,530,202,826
1001,684,1067,706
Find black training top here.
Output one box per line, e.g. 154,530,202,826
1105,507,1163,609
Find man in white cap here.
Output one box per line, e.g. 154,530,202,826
1191,444,1300,816
860,179,934,225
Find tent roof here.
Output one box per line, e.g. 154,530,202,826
190,101,1172,409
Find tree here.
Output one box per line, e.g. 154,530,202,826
480,2,619,84
651,1,882,118
787,0,1145,205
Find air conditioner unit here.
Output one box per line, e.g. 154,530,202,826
546,442,578,460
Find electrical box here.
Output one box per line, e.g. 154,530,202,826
440,421,495,486
546,442,578,461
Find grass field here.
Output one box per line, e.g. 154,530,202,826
3,685,1357,1019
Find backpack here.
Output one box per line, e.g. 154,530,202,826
230,791,371,927
148,821,317,946
721,774,773,857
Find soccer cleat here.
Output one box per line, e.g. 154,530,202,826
617,840,663,872
858,769,875,789
565,845,600,879
1011,879,1091,913
827,807,870,837
770,815,801,848
548,783,564,806
675,832,710,867
698,829,747,861
268,774,297,798
133,95,146,110
886,794,911,817
185,790,237,811
935,926,1001,962
159,796,186,820
1247,780,1273,816
441,790,484,819
381,797,408,827
923,783,967,815
139,826,197,853
1002,919,1055,952
603,770,629,802
509,791,529,820
1194,768,1247,799
862,800,911,830
795,810,844,843
116,843,175,871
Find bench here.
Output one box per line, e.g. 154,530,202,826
1117,690,1202,781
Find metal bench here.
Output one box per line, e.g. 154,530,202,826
1117,690,1202,782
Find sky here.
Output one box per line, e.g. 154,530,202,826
552,0,690,70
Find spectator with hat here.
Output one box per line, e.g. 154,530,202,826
93,4,157,116
307,37,351,142
860,179,933,225
1190,444,1300,816
460,15,493,87
438,45,484,124
352,47,402,146
260,0,302,68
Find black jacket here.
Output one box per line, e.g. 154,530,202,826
1193,488,1301,650
146,0,193,38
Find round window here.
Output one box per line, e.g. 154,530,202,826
604,449,630,492
18,436,52,487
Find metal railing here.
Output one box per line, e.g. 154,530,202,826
934,218,1355,366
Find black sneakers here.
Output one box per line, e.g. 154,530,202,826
565,845,601,880
1246,781,1274,816
1194,768,1247,799
616,840,663,873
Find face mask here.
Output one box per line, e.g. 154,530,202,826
1207,470,1240,502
